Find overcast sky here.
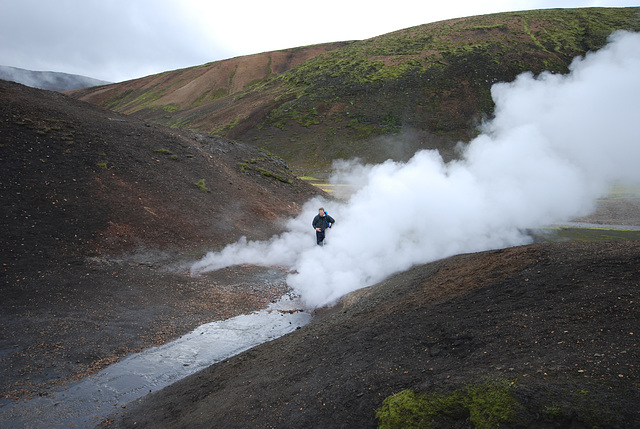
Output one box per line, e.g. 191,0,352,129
1,0,638,83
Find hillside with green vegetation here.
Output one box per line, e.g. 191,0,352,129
70,7,640,173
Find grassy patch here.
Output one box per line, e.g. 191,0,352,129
604,184,640,199
532,227,640,242
194,179,210,193
237,161,292,184
163,104,180,112
14,117,34,126
229,64,237,87
211,117,241,136
257,168,292,184
193,88,228,106
377,380,517,429
237,162,250,173
154,149,173,155
96,162,108,169
128,88,167,111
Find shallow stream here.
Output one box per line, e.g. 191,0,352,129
0,295,310,428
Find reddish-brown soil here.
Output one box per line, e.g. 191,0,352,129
67,42,351,116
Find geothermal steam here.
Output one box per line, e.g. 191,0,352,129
192,31,640,308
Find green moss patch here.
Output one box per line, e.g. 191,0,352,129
377,377,639,428
533,226,640,242
194,179,210,193
257,168,292,184
377,380,517,429
237,160,292,184
162,104,180,113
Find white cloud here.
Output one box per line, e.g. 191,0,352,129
0,0,231,82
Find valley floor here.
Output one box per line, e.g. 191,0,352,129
105,194,640,428
1,192,639,428
111,238,640,428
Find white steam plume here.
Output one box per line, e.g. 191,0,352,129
192,31,640,308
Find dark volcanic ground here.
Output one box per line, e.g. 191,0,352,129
111,241,639,429
0,79,322,403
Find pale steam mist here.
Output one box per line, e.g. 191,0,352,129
192,31,640,308
0,65,111,91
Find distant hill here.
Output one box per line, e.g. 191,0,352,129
68,7,640,172
0,65,111,91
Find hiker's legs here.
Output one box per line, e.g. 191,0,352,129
316,230,325,245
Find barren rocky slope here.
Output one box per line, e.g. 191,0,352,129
0,79,323,401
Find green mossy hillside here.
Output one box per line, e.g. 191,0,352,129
70,7,640,172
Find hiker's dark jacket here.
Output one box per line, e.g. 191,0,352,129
312,214,335,232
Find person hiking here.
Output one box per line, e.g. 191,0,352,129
312,207,335,246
